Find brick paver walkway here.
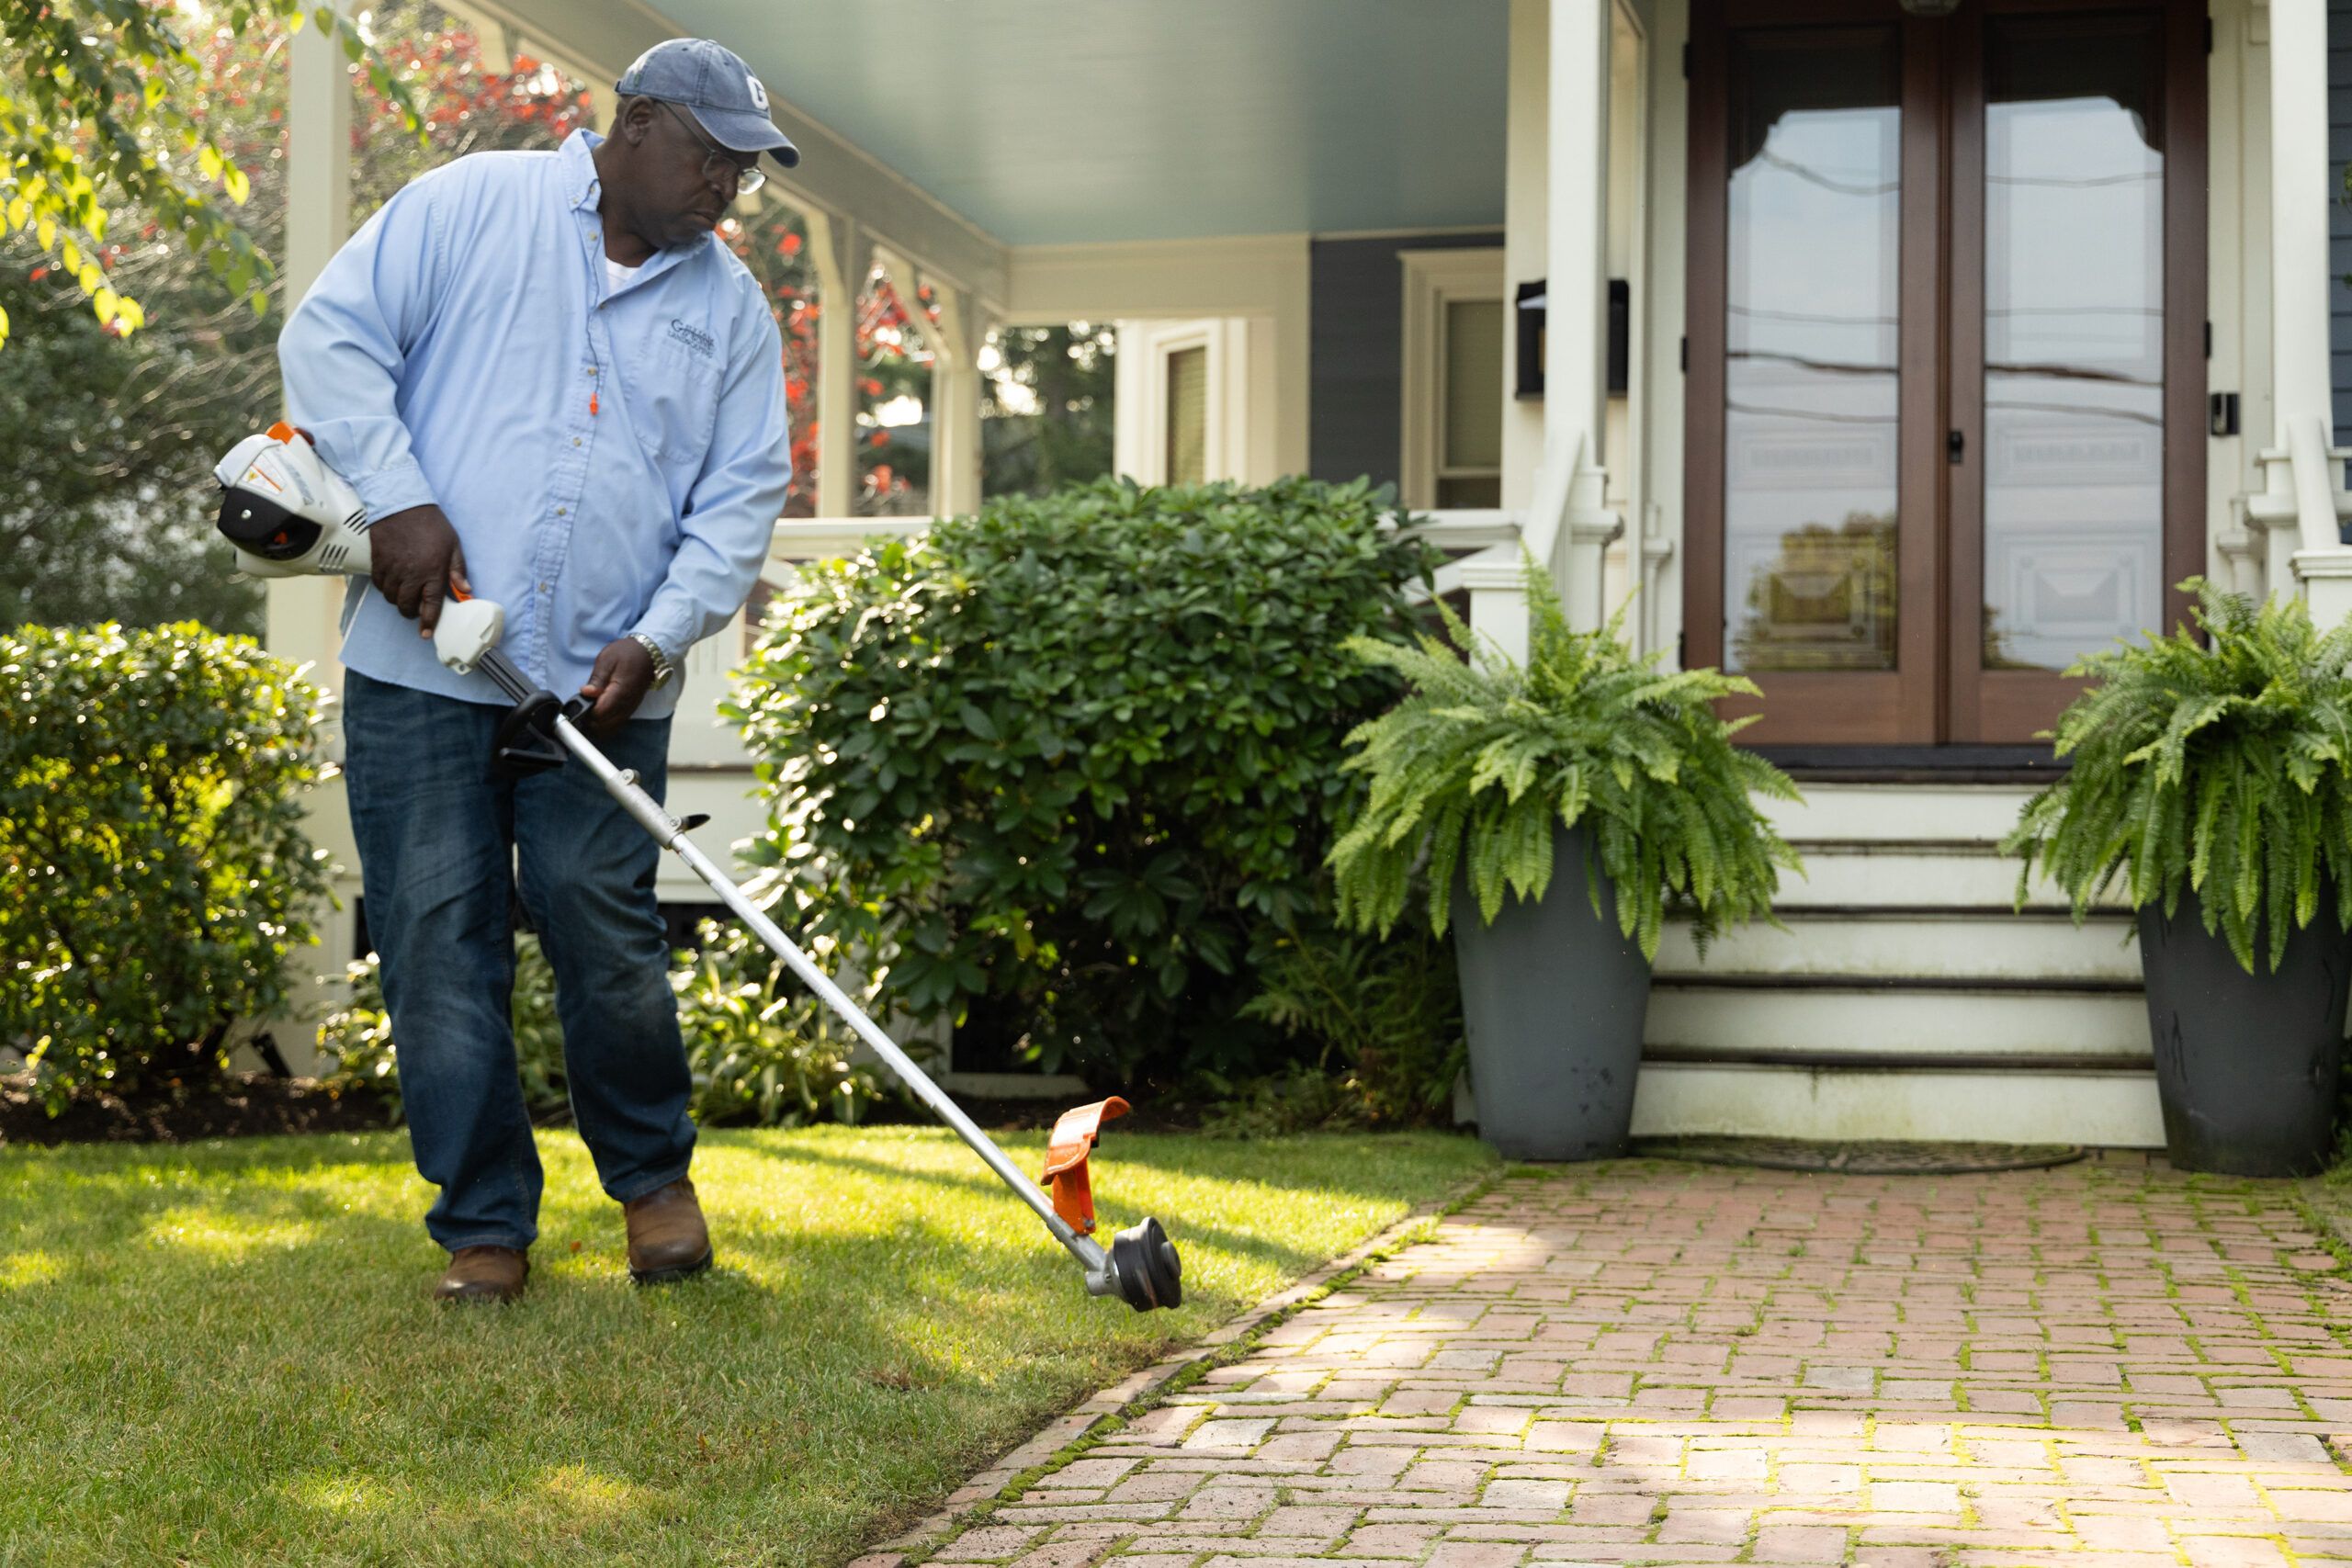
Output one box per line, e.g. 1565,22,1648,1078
919,1156,2352,1567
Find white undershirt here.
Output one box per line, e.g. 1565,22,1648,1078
605,254,642,299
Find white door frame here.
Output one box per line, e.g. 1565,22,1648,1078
1398,247,1508,510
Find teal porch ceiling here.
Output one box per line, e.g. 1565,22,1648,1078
650,0,1510,245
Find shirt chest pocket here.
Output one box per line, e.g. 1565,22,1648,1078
629,331,723,498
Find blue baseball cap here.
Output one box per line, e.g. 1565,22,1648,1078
616,38,800,168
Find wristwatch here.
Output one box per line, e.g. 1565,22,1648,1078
628,632,675,687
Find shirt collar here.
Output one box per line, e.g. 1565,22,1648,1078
560,127,718,277
561,128,603,212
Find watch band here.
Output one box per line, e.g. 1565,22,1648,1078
628,631,675,687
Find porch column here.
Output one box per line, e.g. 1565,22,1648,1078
1544,0,1618,633
273,3,353,668
926,282,987,517
2261,0,2352,615
808,209,866,519
265,3,356,1072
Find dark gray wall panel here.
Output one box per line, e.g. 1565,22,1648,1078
1308,231,1504,491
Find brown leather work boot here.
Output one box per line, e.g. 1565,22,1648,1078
623,1177,713,1284
435,1245,528,1304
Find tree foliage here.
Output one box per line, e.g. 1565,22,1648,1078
0,0,418,348
982,322,1115,500
1330,561,1801,959
1,621,332,1111
0,2,585,635
2004,580,2352,973
724,478,1440,1087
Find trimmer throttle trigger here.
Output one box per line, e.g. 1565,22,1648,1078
1042,1097,1130,1235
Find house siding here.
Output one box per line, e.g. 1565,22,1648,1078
2335,0,2352,433
1308,230,1504,491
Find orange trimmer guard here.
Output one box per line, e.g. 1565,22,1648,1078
1041,1096,1130,1235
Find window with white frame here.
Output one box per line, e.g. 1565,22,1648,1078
1114,319,1250,485
1399,248,1506,510
1165,344,1208,485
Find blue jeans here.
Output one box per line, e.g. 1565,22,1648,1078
342,670,695,1254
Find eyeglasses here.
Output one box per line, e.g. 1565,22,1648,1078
661,100,766,197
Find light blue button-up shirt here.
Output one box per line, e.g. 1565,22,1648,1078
279,129,790,721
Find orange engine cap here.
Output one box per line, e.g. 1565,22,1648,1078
1041,1096,1130,1236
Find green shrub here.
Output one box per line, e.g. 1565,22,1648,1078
725,477,1441,1087
317,935,569,1124
2004,581,2352,973
318,925,877,1129
1235,905,1464,1126
673,919,880,1127
2,623,332,1111
1330,563,1800,956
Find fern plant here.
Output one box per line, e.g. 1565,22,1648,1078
1329,562,1801,958
2004,580,2352,974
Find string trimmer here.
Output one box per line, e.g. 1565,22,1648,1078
215,424,1182,1312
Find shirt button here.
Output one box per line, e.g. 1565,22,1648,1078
572,437,582,446
556,506,568,516
586,367,598,377
540,581,552,594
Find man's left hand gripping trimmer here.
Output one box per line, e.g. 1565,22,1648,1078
215,423,1182,1312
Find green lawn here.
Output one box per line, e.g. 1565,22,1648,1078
0,1124,1493,1566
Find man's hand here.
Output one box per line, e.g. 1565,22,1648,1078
370,502,469,637
579,637,658,736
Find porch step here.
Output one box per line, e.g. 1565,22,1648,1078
1619,780,2161,1145
1657,910,2139,982
1760,781,2041,844
1771,840,2131,911
1644,977,2147,1060
1630,1061,2163,1146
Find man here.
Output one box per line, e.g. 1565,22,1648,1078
279,39,797,1303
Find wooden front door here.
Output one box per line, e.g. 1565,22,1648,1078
1682,0,2205,748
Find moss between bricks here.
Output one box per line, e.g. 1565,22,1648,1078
893,1165,1507,1565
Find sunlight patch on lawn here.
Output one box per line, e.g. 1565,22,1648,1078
0,1249,63,1288
534,1464,660,1517
284,1471,395,1518
141,1204,322,1258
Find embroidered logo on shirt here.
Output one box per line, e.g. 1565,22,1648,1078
668,319,717,358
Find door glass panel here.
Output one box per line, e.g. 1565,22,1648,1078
1982,16,2164,671
1723,28,1901,673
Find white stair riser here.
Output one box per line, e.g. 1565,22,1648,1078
1761,783,2041,844
1657,916,2140,982
1776,850,2131,911
1630,1062,2164,1146
1645,985,2148,1057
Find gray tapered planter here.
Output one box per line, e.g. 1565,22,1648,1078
1453,824,1651,1161
2138,889,2351,1177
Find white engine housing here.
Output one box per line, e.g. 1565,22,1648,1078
214,425,373,579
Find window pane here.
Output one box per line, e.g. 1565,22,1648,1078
1981,15,2165,671
1722,28,1902,674
1443,299,1504,471
1166,345,1208,485
1437,475,1502,509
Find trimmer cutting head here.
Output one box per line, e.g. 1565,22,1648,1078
1107,1216,1182,1313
